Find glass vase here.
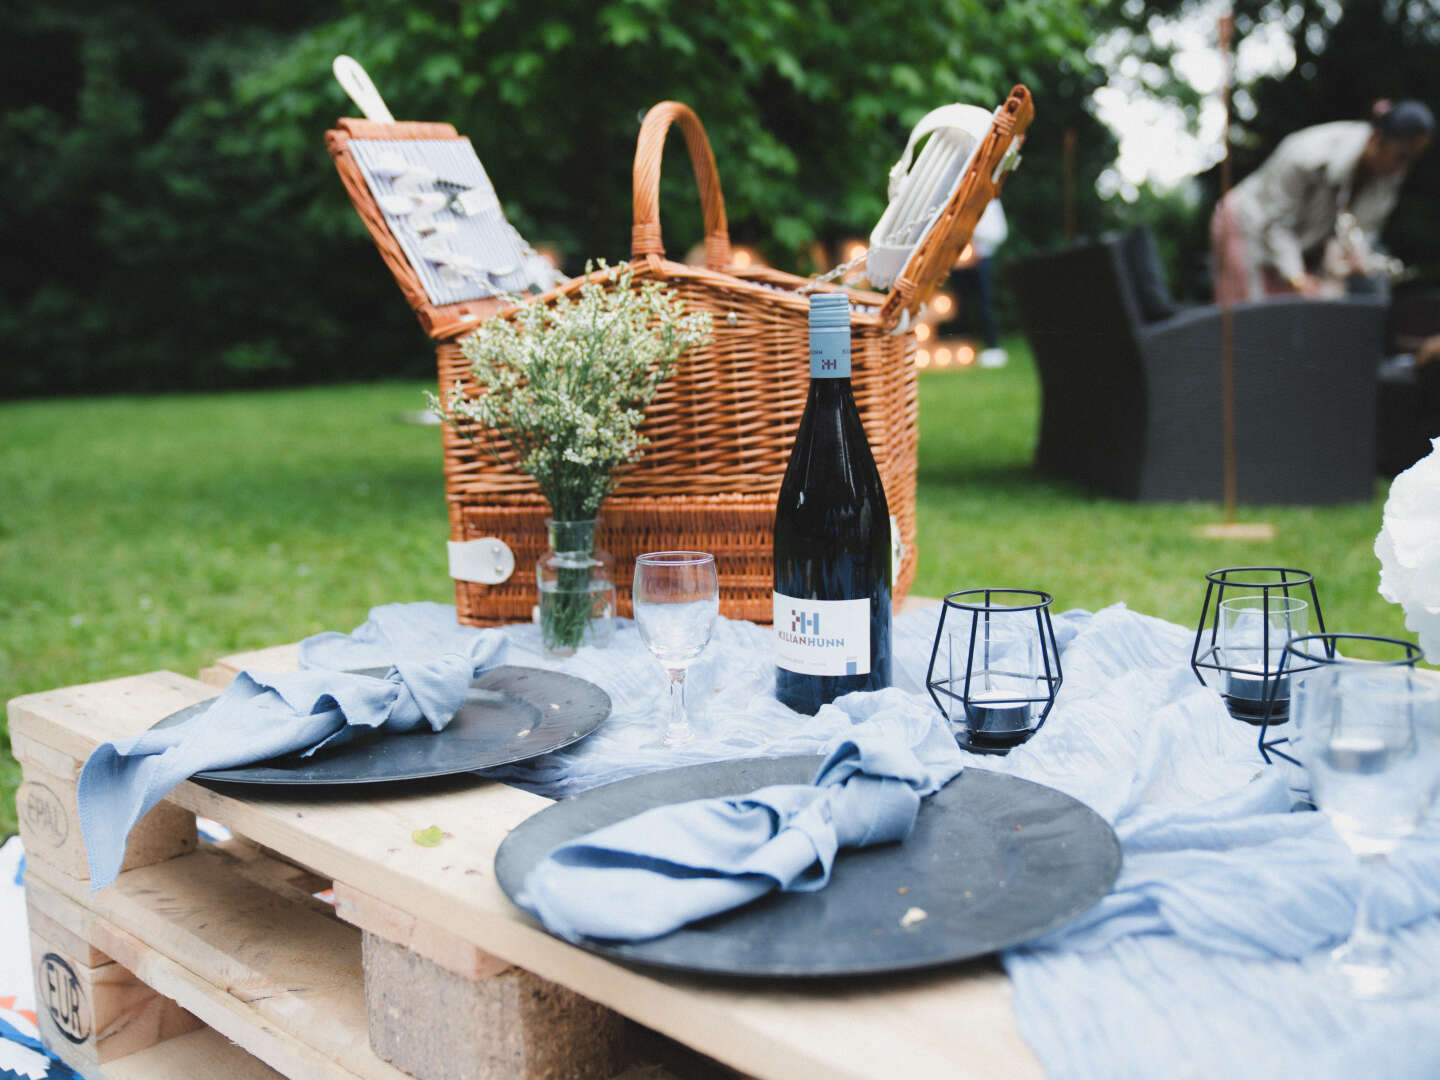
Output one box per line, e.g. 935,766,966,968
536,519,616,657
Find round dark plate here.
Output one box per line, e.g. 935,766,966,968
151,665,610,786
494,757,1121,979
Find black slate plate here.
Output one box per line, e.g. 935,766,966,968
494,757,1121,979
150,665,610,786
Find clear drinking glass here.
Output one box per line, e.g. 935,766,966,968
632,552,719,746
1307,666,1440,998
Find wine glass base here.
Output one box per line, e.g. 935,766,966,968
661,723,695,748
1328,941,1436,1000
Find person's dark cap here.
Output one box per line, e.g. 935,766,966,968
1374,100,1435,140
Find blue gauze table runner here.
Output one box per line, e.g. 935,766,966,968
492,601,1440,1077
75,599,1440,1076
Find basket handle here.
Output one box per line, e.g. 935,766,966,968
333,56,396,124
632,102,732,270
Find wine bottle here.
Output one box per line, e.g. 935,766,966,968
773,291,892,714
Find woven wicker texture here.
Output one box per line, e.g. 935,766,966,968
328,91,1032,625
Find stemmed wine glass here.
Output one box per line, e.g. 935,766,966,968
1306,666,1440,999
632,552,719,746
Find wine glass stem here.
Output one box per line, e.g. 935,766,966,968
1348,854,1388,953
666,668,691,742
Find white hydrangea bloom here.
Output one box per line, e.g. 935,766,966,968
1375,437,1440,661
431,261,711,522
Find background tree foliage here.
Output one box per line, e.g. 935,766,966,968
1236,0,1440,283
9,1,1435,398
2,0,1114,396
1110,0,1440,300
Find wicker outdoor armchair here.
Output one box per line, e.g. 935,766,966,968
1009,229,1387,504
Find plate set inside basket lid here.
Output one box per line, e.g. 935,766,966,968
331,56,563,310
325,59,1033,627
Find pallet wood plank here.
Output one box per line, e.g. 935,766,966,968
15,750,197,881
334,882,511,981
27,855,410,1080
26,896,110,967
212,836,337,917
99,1027,286,1080
9,671,215,764
10,730,79,779
199,643,301,689
29,926,203,1070
11,669,1042,1080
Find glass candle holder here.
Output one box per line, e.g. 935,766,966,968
1191,567,1325,724
926,588,1062,754
1217,593,1309,713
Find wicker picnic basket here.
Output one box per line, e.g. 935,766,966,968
327,89,1033,625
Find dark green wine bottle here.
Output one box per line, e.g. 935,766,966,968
772,291,892,714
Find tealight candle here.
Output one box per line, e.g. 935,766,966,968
967,689,1032,735
1225,667,1291,715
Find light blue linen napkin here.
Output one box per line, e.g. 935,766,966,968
78,603,500,889
518,692,966,941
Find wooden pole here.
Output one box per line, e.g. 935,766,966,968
1062,129,1078,243
1197,9,1274,541
1218,11,1238,526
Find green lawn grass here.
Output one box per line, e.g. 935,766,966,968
0,342,1414,839
911,344,1406,637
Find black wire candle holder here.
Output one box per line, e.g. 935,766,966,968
1191,567,1326,724
1258,633,1424,768
926,588,1063,755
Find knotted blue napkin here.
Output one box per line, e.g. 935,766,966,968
78,603,500,889
518,693,966,942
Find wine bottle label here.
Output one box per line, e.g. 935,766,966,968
809,326,851,379
773,591,871,675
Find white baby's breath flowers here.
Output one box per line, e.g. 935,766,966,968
1375,437,1440,661
430,261,711,521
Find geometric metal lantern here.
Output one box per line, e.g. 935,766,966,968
1190,566,1325,724
926,588,1062,755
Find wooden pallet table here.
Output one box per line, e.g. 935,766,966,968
10,638,1041,1080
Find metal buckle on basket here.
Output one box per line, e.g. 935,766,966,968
992,142,1023,186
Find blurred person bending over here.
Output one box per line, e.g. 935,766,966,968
1210,100,1433,304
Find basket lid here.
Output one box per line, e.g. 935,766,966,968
876,86,1033,331
328,119,518,340
329,77,1030,339
622,93,1032,332
325,58,563,340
